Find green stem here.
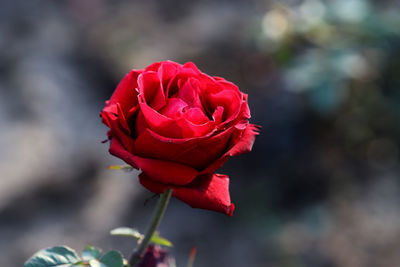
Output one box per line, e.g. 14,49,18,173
129,188,173,266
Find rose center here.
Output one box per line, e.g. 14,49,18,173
158,94,209,125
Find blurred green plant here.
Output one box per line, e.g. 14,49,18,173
24,228,173,267
110,227,173,247
24,245,125,267
260,0,400,114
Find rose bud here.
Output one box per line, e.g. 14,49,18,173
136,244,170,267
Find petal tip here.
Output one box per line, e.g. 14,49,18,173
228,203,235,216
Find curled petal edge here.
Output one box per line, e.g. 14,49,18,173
200,123,261,174
109,70,142,114
109,137,199,186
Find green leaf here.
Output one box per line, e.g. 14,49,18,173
110,227,143,240
151,232,173,247
108,165,134,172
24,246,81,267
82,245,102,261
100,251,124,267
110,227,172,247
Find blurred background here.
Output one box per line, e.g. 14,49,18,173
1,0,400,266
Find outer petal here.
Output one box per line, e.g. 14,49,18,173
139,173,235,216
101,103,134,151
102,103,130,134
228,123,261,156
138,71,166,110
109,137,198,185
109,70,142,114
201,123,261,174
134,127,232,169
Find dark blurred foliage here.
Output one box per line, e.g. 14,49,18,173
1,0,400,266
136,245,171,267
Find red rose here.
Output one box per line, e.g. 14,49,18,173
101,61,259,216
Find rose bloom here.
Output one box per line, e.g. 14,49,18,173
101,61,259,216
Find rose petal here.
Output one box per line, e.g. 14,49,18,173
200,123,260,174
197,73,222,93
138,94,216,138
212,106,224,124
101,103,134,150
239,93,251,120
135,110,149,137
228,123,261,156
217,79,241,93
159,98,187,119
127,105,140,126
206,89,241,123
144,62,162,72
166,64,200,97
138,72,166,110
212,76,226,81
217,82,250,122
158,61,179,98
183,107,209,125
139,173,234,216
109,70,142,114
135,127,232,169
177,78,203,108
109,137,198,185
182,62,201,74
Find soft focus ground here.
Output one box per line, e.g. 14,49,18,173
1,0,400,266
